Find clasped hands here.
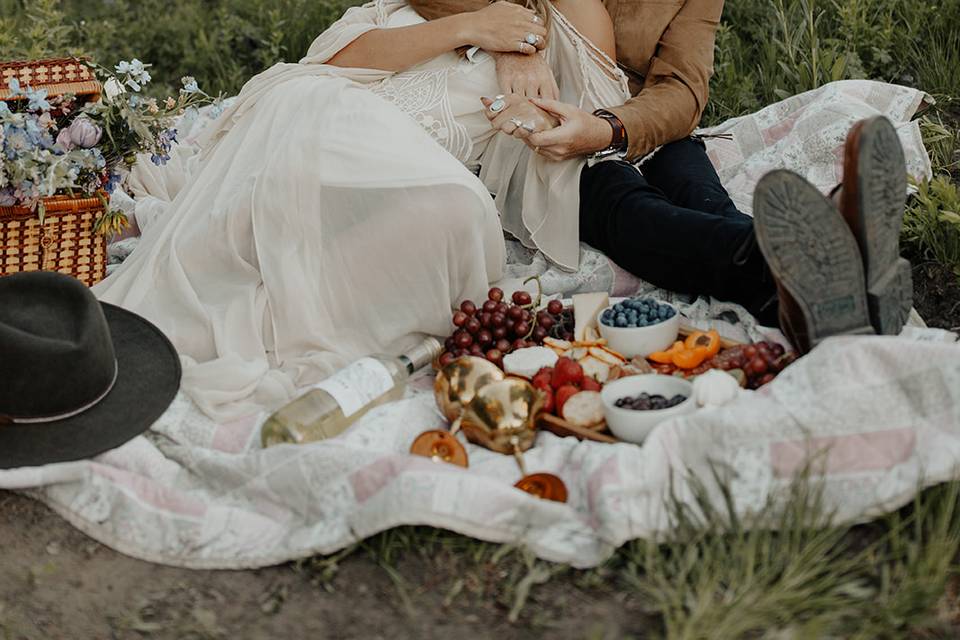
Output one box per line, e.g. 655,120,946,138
481,56,614,162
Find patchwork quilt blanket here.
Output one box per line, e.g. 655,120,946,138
2,80,956,570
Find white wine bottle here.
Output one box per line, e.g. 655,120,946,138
261,336,442,447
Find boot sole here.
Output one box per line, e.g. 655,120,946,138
754,170,875,349
841,117,913,335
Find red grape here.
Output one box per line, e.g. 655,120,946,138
759,373,776,386
743,345,758,359
512,291,533,306
514,321,530,337
482,300,497,314
490,313,506,328
538,315,555,330
532,326,548,342
485,349,503,365
507,306,523,321
488,287,504,302
444,337,455,351
476,330,493,347
454,348,468,358
465,318,482,335
460,300,477,316
505,319,515,333
748,357,767,376
480,312,493,328
452,311,468,328
547,300,564,315
496,339,511,353
455,332,473,349
493,326,508,340
771,343,785,358
512,338,527,351
521,309,532,322
439,352,455,367
470,344,484,356
495,302,509,315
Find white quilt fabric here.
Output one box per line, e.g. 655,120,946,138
2,79,956,569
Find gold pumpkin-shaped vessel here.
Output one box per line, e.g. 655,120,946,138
460,378,544,454
434,356,505,423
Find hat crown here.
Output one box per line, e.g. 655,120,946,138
0,272,116,421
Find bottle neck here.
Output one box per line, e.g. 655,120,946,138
400,336,443,374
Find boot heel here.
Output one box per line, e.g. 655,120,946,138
867,258,913,335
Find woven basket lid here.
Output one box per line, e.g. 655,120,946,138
0,57,101,101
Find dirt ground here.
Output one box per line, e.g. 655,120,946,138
0,492,647,640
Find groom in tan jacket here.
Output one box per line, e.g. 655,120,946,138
410,0,786,325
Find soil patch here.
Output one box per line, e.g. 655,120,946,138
906,247,960,331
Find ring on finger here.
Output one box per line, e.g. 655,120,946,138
525,33,539,46
532,15,542,24
521,121,536,133
489,97,507,113
508,117,523,130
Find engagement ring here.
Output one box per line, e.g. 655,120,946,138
525,33,539,46
489,96,506,113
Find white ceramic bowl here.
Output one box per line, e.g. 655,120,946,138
596,301,680,358
601,375,696,444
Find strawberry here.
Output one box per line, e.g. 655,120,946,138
551,357,584,389
581,377,602,392
554,385,580,416
540,387,555,414
531,367,553,392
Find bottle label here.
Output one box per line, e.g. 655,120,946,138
314,358,395,417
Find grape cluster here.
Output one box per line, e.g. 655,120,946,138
649,340,795,389
601,297,675,328
614,393,687,411
438,289,571,369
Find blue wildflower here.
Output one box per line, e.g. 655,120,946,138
0,101,10,116
180,76,199,94
7,78,23,97
26,88,50,112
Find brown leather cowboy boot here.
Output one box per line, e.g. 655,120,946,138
839,116,913,335
753,170,875,354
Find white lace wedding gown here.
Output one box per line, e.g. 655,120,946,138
94,0,629,418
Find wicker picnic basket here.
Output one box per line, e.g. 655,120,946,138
0,57,108,287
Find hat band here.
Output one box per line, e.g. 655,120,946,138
3,360,119,425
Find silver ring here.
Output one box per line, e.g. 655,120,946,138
509,117,523,129
489,97,506,113
521,121,536,132
532,15,542,24
525,33,539,46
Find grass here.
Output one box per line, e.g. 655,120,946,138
3,0,960,636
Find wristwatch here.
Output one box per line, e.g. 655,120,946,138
591,109,628,160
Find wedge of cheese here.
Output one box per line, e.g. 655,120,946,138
572,292,610,342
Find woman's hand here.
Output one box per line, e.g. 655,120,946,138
465,1,548,55
480,94,559,139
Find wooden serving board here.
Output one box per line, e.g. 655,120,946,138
538,413,621,444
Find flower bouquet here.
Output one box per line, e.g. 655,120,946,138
0,57,216,285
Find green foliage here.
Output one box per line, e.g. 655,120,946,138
903,175,960,277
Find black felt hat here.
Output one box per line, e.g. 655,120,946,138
0,271,181,469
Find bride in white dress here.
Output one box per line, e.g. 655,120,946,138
94,0,629,418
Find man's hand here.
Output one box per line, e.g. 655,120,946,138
492,52,559,100
525,98,613,161
480,94,559,139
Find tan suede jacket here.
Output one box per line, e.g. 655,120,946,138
409,0,724,161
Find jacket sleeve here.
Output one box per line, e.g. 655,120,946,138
607,0,723,161
407,0,490,21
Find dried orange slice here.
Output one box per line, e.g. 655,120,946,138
514,473,568,503
410,430,469,467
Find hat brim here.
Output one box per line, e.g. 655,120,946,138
0,302,181,469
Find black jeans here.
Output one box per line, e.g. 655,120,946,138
579,137,777,323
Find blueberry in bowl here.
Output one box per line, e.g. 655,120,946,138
597,297,680,358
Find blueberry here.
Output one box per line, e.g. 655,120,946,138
615,314,628,328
